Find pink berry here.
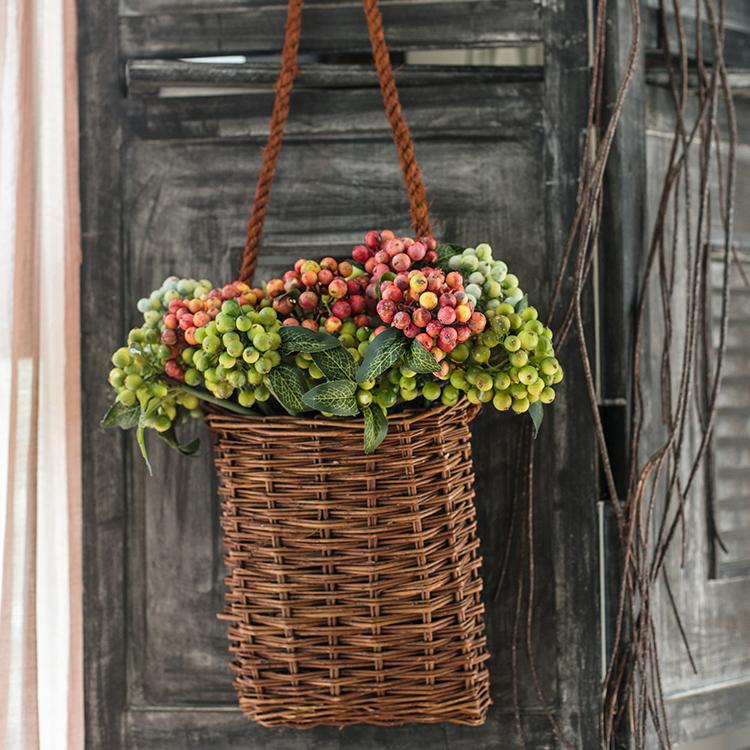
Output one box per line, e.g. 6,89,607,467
352,244,370,263
328,278,348,299
282,317,300,326
407,241,426,261
438,327,458,352
179,314,194,330
439,292,457,308
426,319,443,338
366,282,379,300
374,250,389,265
427,273,443,292
318,269,333,285
380,229,395,242
412,307,432,328
301,270,318,287
376,299,396,323
222,284,239,299
324,316,342,334
365,230,380,249
299,291,319,310
373,263,390,278
468,311,487,333
394,273,410,291
320,257,338,271
404,323,419,339
446,271,463,290
301,319,319,331
425,250,438,264
437,306,457,325
165,359,184,380
384,238,405,258
338,261,354,278
393,311,411,330
364,257,377,273
332,300,352,319
415,332,433,350
355,314,370,328
455,325,471,342
347,278,362,295
391,253,411,272
373,325,388,336
381,284,403,303
349,294,366,313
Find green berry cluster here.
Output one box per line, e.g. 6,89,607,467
188,301,282,407
446,243,524,310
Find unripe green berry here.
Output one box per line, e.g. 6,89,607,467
308,364,324,379
493,372,511,391
510,383,527,400
449,343,470,363
471,345,491,364
125,374,143,391
512,397,530,414
357,390,373,407
360,379,376,391
422,382,442,401
504,335,521,352
519,331,539,351
541,357,560,376
112,347,132,368
109,368,125,389
540,386,556,404
254,384,270,402
450,370,468,390
466,387,482,405
493,390,512,411
202,334,221,354
238,389,256,408
509,350,528,368
184,368,200,386
527,379,545,397
117,389,136,407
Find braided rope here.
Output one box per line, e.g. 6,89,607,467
240,0,432,285
240,0,304,285
361,0,432,240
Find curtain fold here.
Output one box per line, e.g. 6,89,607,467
0,0,84,747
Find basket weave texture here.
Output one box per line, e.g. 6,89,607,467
205,399,491,728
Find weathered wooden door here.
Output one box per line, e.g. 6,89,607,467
79,0,749,747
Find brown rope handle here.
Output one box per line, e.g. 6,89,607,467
240,0,432,284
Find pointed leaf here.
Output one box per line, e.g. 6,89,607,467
101,400,140,429
404,339,439,374
279,325,340,354
136,419,153,476
362,405,388,454
157,428,201,456
266,364,309,415
355,327,407,383
312,346,356,381
302,380,359,416
529,401,544,438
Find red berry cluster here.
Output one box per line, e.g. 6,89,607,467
266,258,370,334
352,229,439,278
354,231,487,354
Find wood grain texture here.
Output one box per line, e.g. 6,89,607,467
78,0,129,746
119,1,542,60
81,0,613,747
643,83,750,743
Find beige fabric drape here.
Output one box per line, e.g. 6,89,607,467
0,0,84,747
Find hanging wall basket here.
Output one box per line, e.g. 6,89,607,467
209,0,492,728
207,400,490,727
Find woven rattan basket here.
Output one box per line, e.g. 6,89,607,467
206,399,491,727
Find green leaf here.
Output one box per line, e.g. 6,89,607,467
529,401,544,438
362,405,388,454
302,380,359,416
312,346,356,381
435,242,465,268
101,400,140,429
404,339,439,374
279,325,340,354
266,364,309,415
355,327,408,383
515,294,529,313
136,419,153,476
157,428,201,456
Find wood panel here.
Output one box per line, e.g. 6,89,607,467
122,75,562,715
644,83,750,745
119,0,542,60
82,0,604,746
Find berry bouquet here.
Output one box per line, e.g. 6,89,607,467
103,230,563,466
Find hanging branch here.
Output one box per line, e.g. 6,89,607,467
503,0,737,747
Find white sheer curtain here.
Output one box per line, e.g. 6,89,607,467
0,0,84,747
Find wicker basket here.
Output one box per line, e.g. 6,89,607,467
205,399,491,728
